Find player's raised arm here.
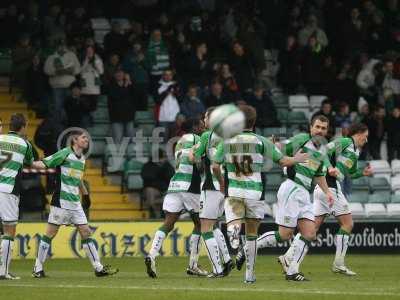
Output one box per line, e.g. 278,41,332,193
31,148,70,170
262,136,308,167
189,131,210,163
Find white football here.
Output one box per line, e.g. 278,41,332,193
209,104,245,138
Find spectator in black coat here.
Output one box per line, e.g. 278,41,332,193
244,84,280,128
103,21,128,59
184,42,210,89
229,41,255,94
385,107,400,161
363,105,385,159
180,85,205,119
204,81,230,107
107,70,135,144
278,34,302,93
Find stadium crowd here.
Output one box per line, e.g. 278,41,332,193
3,0,400,216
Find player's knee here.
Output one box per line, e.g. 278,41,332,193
279,231,293,241
302,232,316,241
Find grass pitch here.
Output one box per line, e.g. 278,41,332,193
2,255,400,300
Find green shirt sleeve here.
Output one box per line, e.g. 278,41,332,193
349,160,364,179
212,142,225,164
23,141,34,166
261,136,284,163
42,148,70,168
281,133,310,156
193,131,210,160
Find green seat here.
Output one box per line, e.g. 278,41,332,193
0,48,12,75
138,124,155,137
90,136,107,157
264,191,278,204
126,143,151,159
352,177,369,188
287,111,307,126
368,192,391,203
124,159,144,174
135,111,154,124
369,177,390,191
124,159,144,190
277,109,288,124
358,160,368,170
349,192,369,203
92,107,110,122
97,95,108,108
391,194,400,203
263,127,283,137
272,95,289,109
87,124,109,137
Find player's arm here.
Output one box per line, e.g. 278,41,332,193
32,148,70,169
349,161,373,179
23,141,35,167
211,142,225,193
314,162,335,207
280,133,310,156
189,131,209,163
262,137,308,167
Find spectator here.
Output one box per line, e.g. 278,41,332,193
335,102,352,130
146,29,171,96
168,114,186,140
354,102,370,124
363,105,385,159
341,8,367,57
298,14,329,48
79,45,104,116
216,63,240,100
382,59,400,95
25,54,49,117
311,99,335,139
329,61,359,110
43,5,66,42
44,37,81,118
0,4,20,48
204,81,229,107
107,70,136,144
122,41,149,110
184,42,210,89
385,106,400,161
141,150,174,218
180,85,205,119
367,13,390,55
64,84,92,128
229,41,255,93
12,34,35,91
103,21,128,58
103,53,121,89
278,34,302,93
356,58,381,104
244,84,280,128
155,69,180,139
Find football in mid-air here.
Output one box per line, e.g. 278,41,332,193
209,104,245,138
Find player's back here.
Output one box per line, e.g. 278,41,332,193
0,132,33,195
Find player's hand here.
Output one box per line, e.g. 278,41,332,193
326,191,335,208
363,165,373,176
294,151,309,163
219,182,225,194
328,167,340,177
188,149,195,163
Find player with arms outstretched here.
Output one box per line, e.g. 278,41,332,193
31,129,118,278
145,119,208,278
279,122,372,276
211,105,308,282
0,114,34,280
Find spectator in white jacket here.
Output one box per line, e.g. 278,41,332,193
298,15,329,48
356,58,381,103
79,45,104,116
44,38,80,118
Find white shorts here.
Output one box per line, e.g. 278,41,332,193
0,192,19,225
275,179,314,228
224,197,266,224
313,185,351,217
199,190,225,219
162,192,200,214
48,206,88,226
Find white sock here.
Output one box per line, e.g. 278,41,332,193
34,236,51,272
82,239,103,272
284,233,301,263
257,231,283,249
213,228,231,264
202,232,223,274
189,233,201,269
149,229,167,258
0,237,13,276
287,235,310,275
244,237,257,281
334,229,350,266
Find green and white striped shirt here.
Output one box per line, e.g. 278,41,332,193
43,147,85,210
193,130,223,191
0,132,34,195
281,133,328,191
168,134,201,194
325,137,362,188
213,131,283,200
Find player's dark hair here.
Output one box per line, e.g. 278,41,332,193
348,123,368,136
69,129,85,146
10,113,26,132
182,118,202,133
310,114,329,126
239,104,257,129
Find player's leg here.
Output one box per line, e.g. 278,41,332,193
225,197,245,249
243,218,260,283
0,194,20,280
333,213,355,275
32,223,59,278
77,224,118,277
187,211,208,276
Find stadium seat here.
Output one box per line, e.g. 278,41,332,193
386,203,400,218
137,124,156,137
348,203,365,218
126,174,144,190
0,48,12,75
391,194,400,203
364,203,387,218
277,109,288,125
352,176,369,187
369,160,391,173
263,127,283,138
271,95,289,109
390,175,400,192
135,111,154,124
368,192,391,203
123,159,144,191
357,160,368,170
91,18,111,45
87,124,110,137
92,107,110,123
264,191,278,204
309,95,327,109
391,160,400,175
369,177,391,192
289,94,309,109
348,192,369,203
265,173,282,190
97,95,108,108
286,111,308,127
90,136,107,157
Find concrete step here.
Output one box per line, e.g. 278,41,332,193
91,192,130,202
90,185,120,193
90,202,138,209
89,209,149,220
